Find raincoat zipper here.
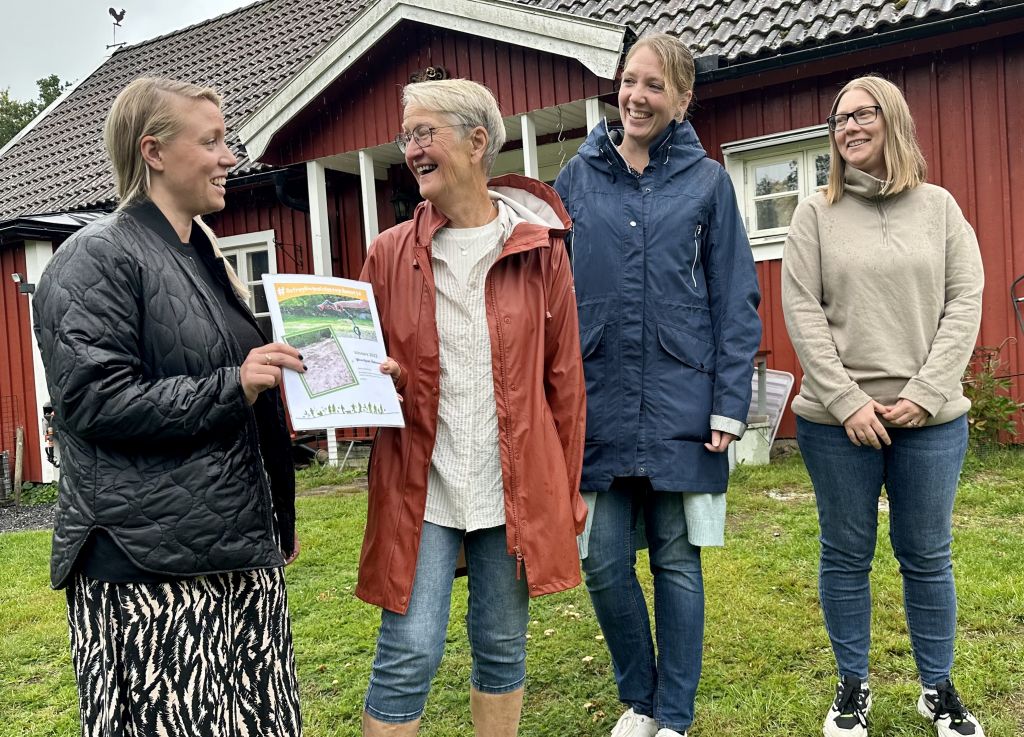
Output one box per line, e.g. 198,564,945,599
486,266,524,581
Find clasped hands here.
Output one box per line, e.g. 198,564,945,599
843,398,928,449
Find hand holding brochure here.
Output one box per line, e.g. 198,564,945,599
261,274,404,430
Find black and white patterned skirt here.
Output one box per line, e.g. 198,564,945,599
67,567,302,736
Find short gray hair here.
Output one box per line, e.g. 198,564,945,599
402,79,506,175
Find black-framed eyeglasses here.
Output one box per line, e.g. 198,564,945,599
394,123,471,153
827,105,882,132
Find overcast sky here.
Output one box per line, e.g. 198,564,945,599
1,1,260,101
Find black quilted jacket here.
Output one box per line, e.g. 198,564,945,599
34,207,293,588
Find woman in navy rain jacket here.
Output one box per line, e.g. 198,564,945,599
554,34,761,737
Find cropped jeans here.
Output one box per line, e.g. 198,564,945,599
796,415,968,687
581,479,704,733
363,522,529,723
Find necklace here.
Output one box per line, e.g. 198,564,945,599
616,145,646,177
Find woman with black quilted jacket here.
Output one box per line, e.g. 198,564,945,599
33,77,305,736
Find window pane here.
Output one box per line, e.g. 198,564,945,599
755,195,799,230
815,153,831,187
754,159,798,196
248,250,270,278
252,283,269,314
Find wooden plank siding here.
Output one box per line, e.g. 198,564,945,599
221,26,1023,441
693,31,1024,437
0,244,42,481
260,22,616,166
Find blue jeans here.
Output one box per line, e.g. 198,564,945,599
797,415,968,687
364,522,529,723
581,479,704,733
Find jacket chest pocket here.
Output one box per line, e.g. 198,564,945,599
569,202,625,299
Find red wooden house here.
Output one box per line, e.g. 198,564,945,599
1,0,1020,482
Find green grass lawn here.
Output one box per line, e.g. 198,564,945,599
285,314,377,342
2,450,1022,736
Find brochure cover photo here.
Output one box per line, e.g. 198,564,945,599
262,274,404,430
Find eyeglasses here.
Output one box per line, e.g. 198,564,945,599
394,123,471,153
827,105,882,132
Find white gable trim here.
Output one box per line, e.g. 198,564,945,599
238,0,628,162
0,56,106,161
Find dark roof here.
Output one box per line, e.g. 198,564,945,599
0,0,1011,221
0,0,363,221
533,0,1005,62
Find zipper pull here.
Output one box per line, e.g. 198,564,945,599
514,546,524,580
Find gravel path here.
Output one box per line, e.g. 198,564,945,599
0,502,56,534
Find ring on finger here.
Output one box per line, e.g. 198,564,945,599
265,352,274,365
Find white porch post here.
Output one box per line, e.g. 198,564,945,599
304,160,339,463
585,98,603,134
24,240,55,482
358,150,379,248
520,113,538,179
306,160,332,276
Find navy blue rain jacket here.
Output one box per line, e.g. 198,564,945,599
554,119,762,493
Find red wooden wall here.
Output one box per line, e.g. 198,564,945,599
220,22,1024,441
261,22,616,165
691,30,1024,438
0,245,42,481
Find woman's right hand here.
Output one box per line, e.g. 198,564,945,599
379,357,402,383
843,400,891,449
240,342,305,405
379,357,404,401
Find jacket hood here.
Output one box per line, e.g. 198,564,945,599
577,118,708,180
411,173,570,247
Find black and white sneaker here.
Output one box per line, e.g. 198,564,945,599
918,680,985,736
823,676,871,737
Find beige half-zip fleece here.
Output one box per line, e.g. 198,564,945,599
782,166,983,426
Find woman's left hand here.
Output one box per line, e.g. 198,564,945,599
705,429,737,453
284,536,300,566
880,398,928,428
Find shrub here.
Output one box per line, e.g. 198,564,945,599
962,340,1023,449
19,481,58,506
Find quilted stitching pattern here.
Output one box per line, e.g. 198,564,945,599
34,211,283,588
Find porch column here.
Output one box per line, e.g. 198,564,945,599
24,240,55,482
306,160,332,276
520,113,538,179
585,98,603,133
358,150,379,248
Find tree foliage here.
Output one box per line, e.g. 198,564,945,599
0,75,71,148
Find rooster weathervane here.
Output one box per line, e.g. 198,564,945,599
107,8,126,50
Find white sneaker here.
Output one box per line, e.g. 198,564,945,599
823,676,871,737
655,730,688,737
918,680,985,737
610,708,659,737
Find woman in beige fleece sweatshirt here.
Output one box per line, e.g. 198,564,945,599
782,76,984,737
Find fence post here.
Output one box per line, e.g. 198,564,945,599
14,426,24,507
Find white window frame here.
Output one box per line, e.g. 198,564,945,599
218,229,277,334
723,124,830,261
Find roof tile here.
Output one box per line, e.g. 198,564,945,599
0,0,1011,220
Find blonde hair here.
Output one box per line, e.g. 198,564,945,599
825,75,927,204
624,33,695,118
402,79,506,174
104,77,247,299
